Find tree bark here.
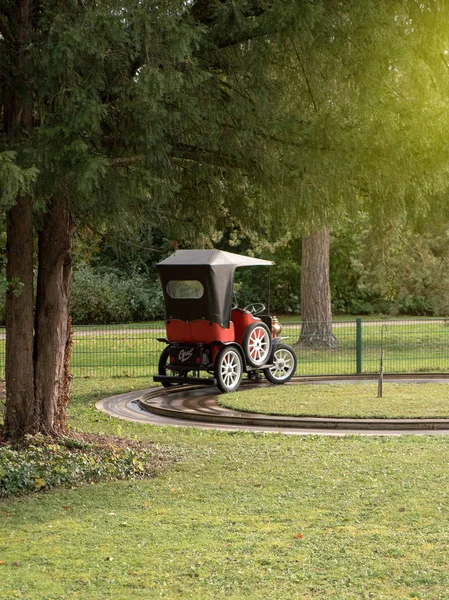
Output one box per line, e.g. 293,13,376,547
298,227,338,347
34,197,75,436
4,195,36,436
3,0,36,437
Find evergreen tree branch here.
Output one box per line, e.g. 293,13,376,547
215,24,273,49
108,157,142,168
290,37,318,113
190,0,273,49
108,146,248,170
191,0,266,25
171,143,244,168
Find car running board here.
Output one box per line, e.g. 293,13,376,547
153,375,218,386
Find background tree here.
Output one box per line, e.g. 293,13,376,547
299,228,337,346
270,0,449,344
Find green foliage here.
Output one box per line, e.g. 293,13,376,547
267,1,449,235
70,264,163,324
0,152,36,213
1,0,303,235
0,434,163,498
337,217,449,317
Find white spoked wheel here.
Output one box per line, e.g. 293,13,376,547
242,322,272,368
264,344,297,384
215,347,243,393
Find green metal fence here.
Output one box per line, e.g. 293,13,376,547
291,318,449,376
1,318,449,379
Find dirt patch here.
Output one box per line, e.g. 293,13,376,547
0,430,164,451
0,426,174,460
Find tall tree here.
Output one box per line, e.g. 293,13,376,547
0,0,308,438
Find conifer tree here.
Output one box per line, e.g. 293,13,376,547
0,0,309,437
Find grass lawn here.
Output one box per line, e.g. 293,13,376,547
2,378,449,598
218,382,449,419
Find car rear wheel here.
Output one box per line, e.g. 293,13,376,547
242,322,272,367
264,344,297,384
214,347,243,393
158,347,181,387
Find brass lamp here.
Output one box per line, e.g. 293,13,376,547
271,316,283,336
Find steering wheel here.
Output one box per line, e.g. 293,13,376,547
243,303,266,316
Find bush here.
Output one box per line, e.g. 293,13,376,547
70,264,164,324
0,434,163,498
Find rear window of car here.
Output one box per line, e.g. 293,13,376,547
166,280,204,299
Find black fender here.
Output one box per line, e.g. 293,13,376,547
269,337,293,359
214,341,245,366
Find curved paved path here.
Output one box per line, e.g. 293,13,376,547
96,374,449,436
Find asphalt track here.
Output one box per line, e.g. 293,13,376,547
96,374,449,436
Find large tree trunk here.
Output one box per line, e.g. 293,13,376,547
34,197,75,436
4,195,36,436
298,227,338,348
2,1,76,440
4,196,75,439
3,0,37,437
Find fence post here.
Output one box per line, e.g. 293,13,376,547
356,318,362,374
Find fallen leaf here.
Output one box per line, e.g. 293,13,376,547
296,533,303,539
62,506,72,511
0,561,5,565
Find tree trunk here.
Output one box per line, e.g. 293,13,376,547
4,195,36,436
3,0,36,437
298,227,338,347
2,0,76,439
34,197,75,436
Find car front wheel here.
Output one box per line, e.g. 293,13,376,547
264,344,297,384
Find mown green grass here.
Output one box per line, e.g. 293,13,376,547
2,378,449,598
219,382,449,419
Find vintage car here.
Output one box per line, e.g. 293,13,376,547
153,249,297,393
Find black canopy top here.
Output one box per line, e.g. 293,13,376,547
157,250,273,326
